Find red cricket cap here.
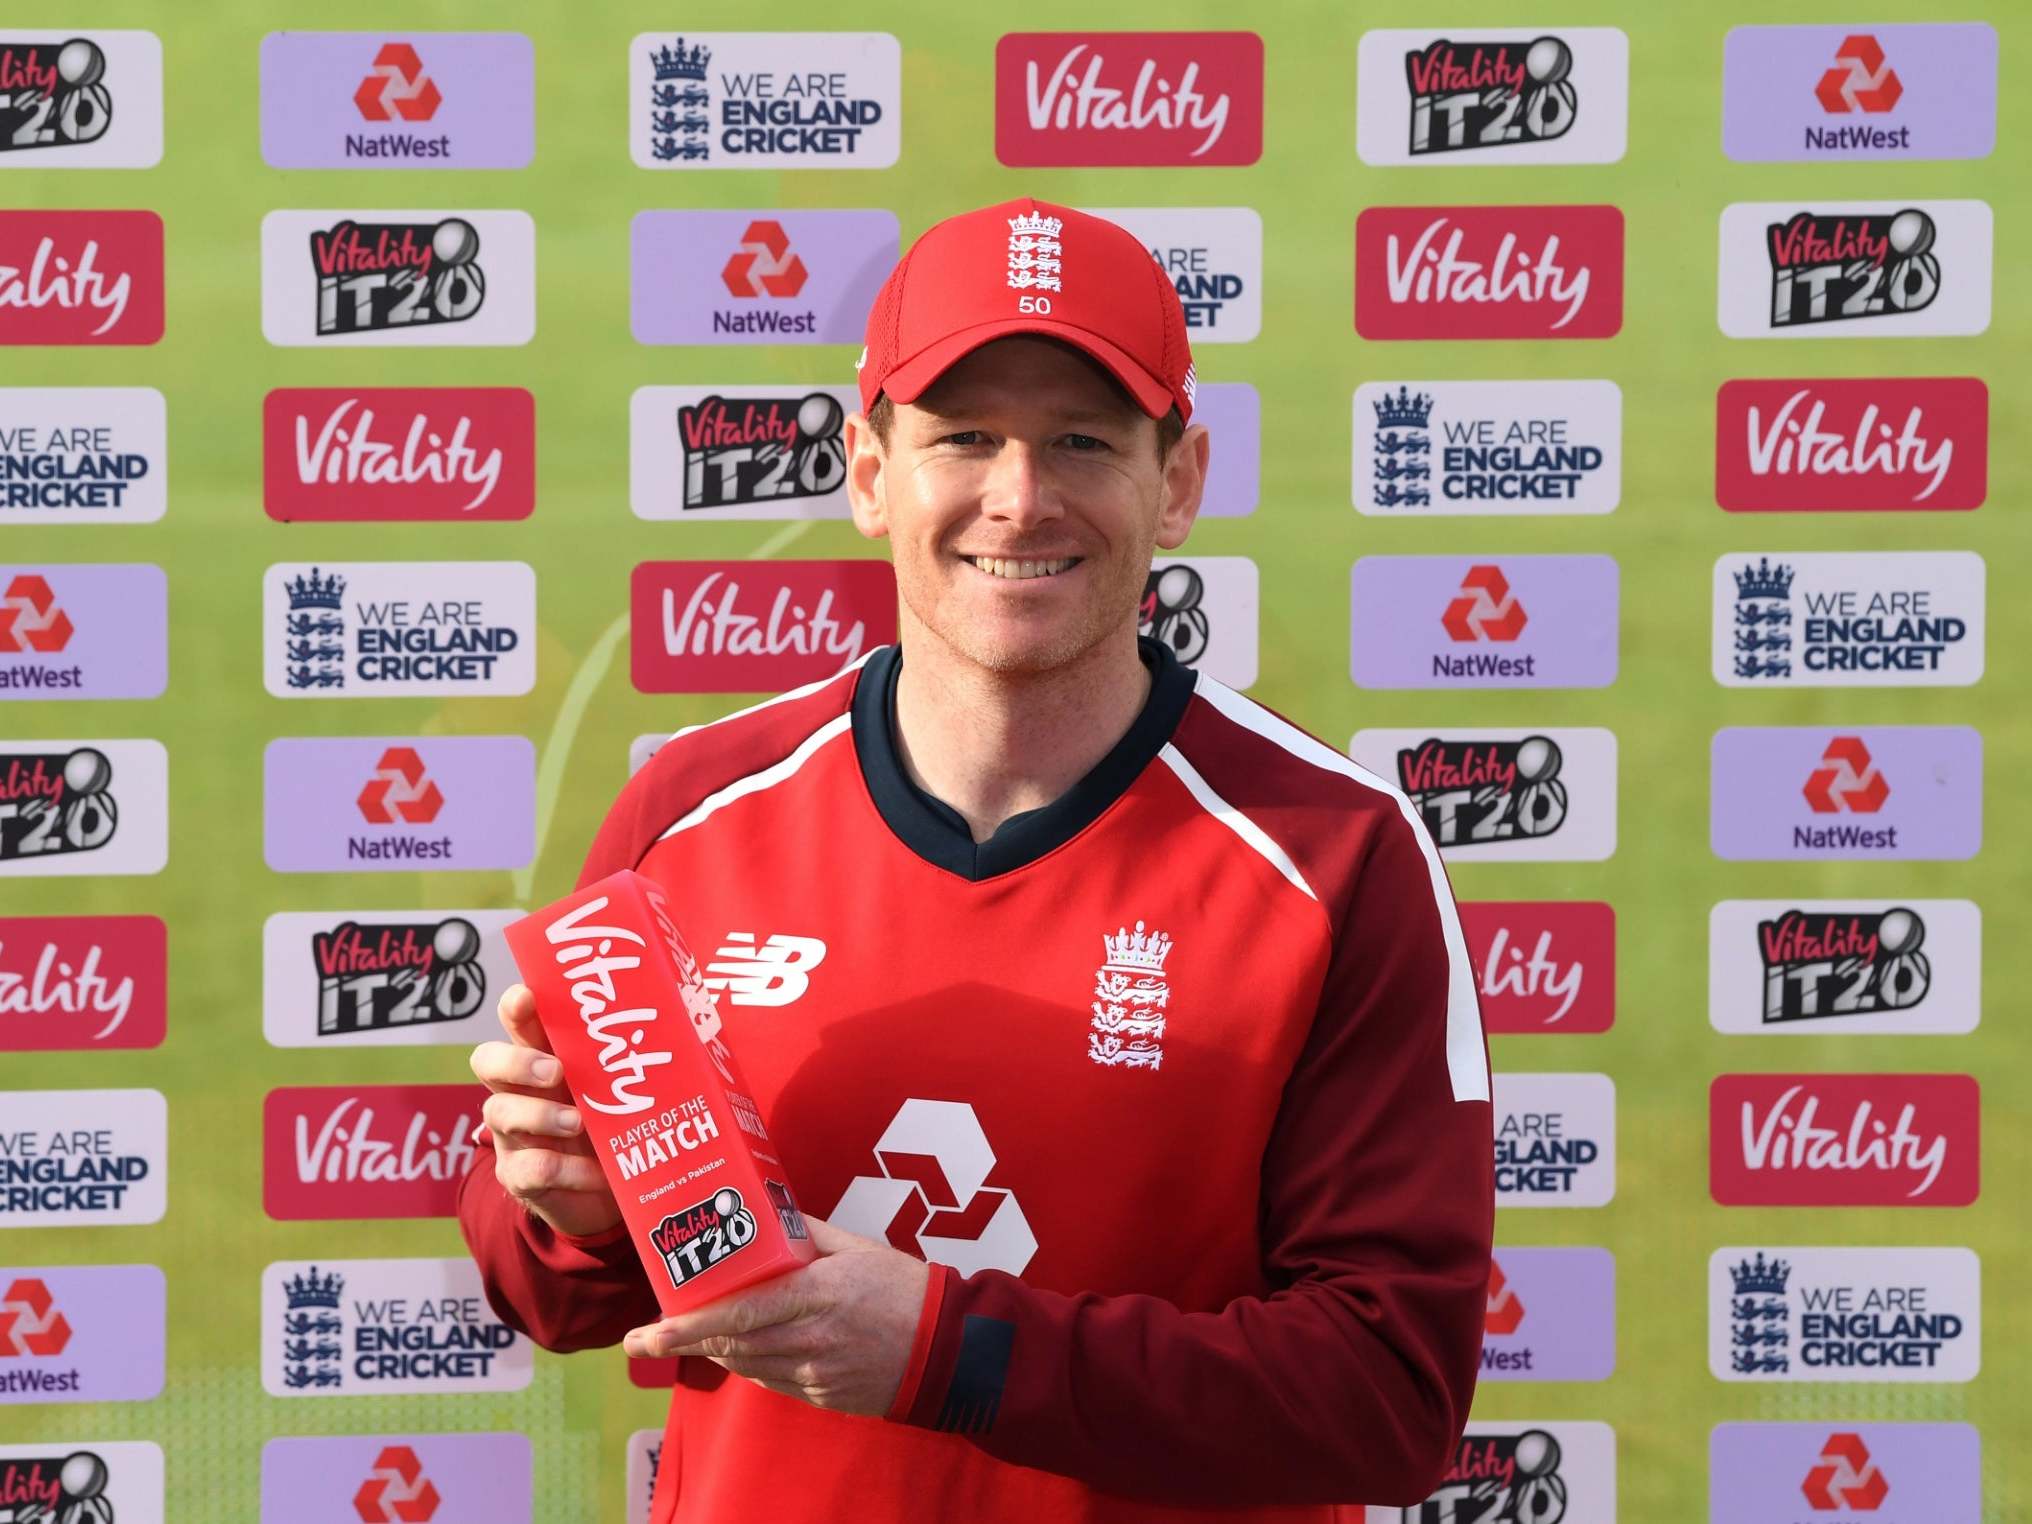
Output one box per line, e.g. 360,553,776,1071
857,197,1197,424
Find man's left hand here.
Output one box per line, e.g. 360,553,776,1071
621,1215,932,1417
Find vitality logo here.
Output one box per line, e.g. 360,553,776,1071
1716,378,1987,511
0,38,113,152
310,218,486,336
1405,36,1577,155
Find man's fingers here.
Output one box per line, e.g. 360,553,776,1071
494,1144,609,1199
480,1090,584,1143
469,1038,567,1098
495,983,556,1056
800,1214,874,1256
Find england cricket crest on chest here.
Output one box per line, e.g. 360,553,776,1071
1090,920,1171,1070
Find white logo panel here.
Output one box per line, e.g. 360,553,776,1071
1364,1420,1616,1523
1709,899,1978,1036
1145,556,1256,689
1714,550,1982,687
1354,380,1620,515
1357,28,1629,166
261,209,536,347
261,1257,533,1396
1083,207,1261,342
628,32,901,169
1350,727,1617,862
262,909,521,1047
630,386,856,521
0,387,166,524
1710,1246,1979,1383
0,740,167,878
0,1088,166,1227
0,32,163,169
1494,1072,1615,1206
0,1440,163,1522
263,561,536,698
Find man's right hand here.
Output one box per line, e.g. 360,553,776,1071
469,983,624,1240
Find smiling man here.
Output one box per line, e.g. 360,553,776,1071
460,198,1494,1523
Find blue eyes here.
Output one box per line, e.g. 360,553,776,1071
937,432,1109,452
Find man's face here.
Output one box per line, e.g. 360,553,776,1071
846,336,1207,677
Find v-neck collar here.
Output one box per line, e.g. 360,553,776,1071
850,635,1197,881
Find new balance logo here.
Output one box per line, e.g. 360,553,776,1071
720,220,808,298
702,933,827,1007
1803,737,1889,814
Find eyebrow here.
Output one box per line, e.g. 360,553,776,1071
915,400,1137,427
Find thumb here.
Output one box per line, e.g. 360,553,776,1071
497,983,557,1055
801,1214,882,1256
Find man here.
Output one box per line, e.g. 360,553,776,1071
460,198,1493,1523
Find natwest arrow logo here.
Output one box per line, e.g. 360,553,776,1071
0,1276,72,1355
1442,564,1527,642
355,43,442,122
1804,736,1889,814
354,1443,441,1522
721,220,807,298
357,747,444,825
1804,1432,1889,1511
1816,36,1902,115
1484,1259,1524,1335
0,575,74,651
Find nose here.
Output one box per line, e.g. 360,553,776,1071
978,439,1065,531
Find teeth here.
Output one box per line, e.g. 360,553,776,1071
972,557,1075,580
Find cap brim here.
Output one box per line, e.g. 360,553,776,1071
879,319,1175,420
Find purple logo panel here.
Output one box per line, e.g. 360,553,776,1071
261,1432,532,1521
1711,726,1981,861
1194,383,1259,518
1351,555,1618,689
260,32,536,169
1722,24,1998,163
263,736,534,872
1709,1423,1979,1523
631,210,898,345
0,1263,164,1403
0,564,166,700
1482,1246,1615,1382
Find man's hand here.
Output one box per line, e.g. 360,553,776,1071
622,1215,931,1417
468,983,624,1240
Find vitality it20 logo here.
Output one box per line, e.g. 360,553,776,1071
1359,28,1627,166
630,387,853,520
0,33,161,168
1139,557,1257,688
1718,200,1991,339
1378,1421,1617,1524
262,210,535,347
1351,728,1617,861
1709,899,1978,1038
0,742,169,877
262,908,517,1049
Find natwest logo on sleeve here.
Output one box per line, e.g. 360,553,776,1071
1710,1073,1979,1206
995,32,1263,166
632,559,897,693
0,211,163,346
263,1084,482,1219
1356,205,1623,339
264,388,534,521
1460,902,1613,1032
1717,378,1986,512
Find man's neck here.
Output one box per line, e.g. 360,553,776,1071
891,626,1154,844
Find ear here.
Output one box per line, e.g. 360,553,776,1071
844,411,889,541
1153,422,1209,551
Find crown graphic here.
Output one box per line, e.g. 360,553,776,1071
1734,557,1796,602
1730,1253,1791,1297
285,1266,345,1310
1008,212,1064,243
1104,920,1173,973
652,38,711,82
1373,385,1434,431
286,567,346,612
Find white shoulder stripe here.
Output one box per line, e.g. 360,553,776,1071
1189,673,1491,1104
657,711,853,843
665,649,880,745
1157,743,1315,902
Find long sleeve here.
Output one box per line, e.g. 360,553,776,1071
891,807,1495,1508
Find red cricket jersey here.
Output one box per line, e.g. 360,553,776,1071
459,636,1494,1521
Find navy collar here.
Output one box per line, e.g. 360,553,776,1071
851,636,1196,881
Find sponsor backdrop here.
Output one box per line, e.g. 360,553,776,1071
0,3,2022,1520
